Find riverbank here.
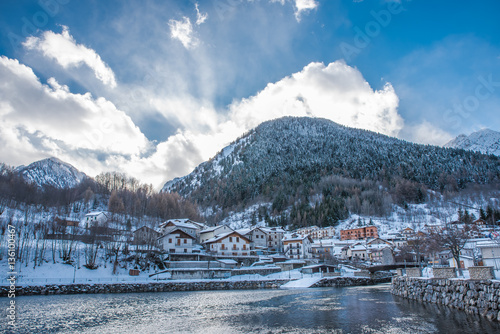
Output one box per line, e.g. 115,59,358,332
0,276,391,296
392,276,500,322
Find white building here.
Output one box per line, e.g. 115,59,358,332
83,211,109,228
159,219,205,240
283,234,313,259
200,225,233,243
448,255,475,269
250,227,268,249
158,228,197,254
204,231,252,257
261,227,285,252
477,241,500,270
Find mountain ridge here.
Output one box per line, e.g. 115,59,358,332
444,128,500,156
163,117,500,224
16,157,87,189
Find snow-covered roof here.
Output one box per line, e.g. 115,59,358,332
201,225,232,233
301,264,337,269
203,231,251,244
236,228,251,235
85,211,108,217
162,219,200,230
260,227,285,233
158,228,196,240
217,259,238,265
283,259,306,264
476,241,500,248
283,233,311,242
350,245,367,251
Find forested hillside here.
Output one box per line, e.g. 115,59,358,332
164,117,500,227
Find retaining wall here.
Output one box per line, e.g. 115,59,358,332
312,276,391,288
1,274,392,297
392,276,500,322
0,280,289,297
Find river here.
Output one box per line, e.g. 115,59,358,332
4,283,500,333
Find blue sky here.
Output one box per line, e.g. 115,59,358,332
1,0,500,187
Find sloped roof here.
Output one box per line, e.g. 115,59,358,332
203,231,252,244
161,219,200,230
201,225,233,233
260,227,286,233
158,228,196,240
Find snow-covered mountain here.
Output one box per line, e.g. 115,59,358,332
16,157,86,189
444,129,500,156
163,117,500,224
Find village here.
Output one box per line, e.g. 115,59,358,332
39,209,500,283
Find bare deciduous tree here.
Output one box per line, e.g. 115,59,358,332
431,225,470,276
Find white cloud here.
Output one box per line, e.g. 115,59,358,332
23,26,117,88
195,3,208,25
400,121,453,146
227,61,403,137
270,0,318,22
294,0,318,21
0,56,148,176
169,17,198,49
0,54,404,188
141,60,404,185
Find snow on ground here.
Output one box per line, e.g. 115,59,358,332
217,202,273,230
280,274,323,288
1,260,155,286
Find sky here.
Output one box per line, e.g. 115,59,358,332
1,0,500,188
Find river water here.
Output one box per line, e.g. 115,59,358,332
4,283,500,333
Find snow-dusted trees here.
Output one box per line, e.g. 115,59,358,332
168,117,500,223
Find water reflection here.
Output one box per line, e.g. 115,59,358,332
4,283,500,333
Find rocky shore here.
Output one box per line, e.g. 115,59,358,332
392,277,500,322
0,276,390,297
0,280,288,297
312,276,391,288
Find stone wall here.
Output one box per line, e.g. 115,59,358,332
406,268,421,277
0,275,392,297
469,266,495,280
0,280,289,297
311,276,391,288
432,267,457,279
392,277,500,322
231,267,282,276
353,270,371,277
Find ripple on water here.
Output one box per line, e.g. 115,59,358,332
5,285,500,334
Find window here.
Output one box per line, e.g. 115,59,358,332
184,239,187,244
229,237,232,242
184,249,187,253
236,237,240,242
169,239,172,243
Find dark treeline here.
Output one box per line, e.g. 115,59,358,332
0,162,97,209
96,172,201,221
0,164,201,222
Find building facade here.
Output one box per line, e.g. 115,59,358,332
340,226,378,241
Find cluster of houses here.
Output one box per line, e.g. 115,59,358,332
54,211,500,273
133,218,287,260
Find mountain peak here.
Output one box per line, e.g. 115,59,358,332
16,157,86,189
162,116,500,223
444,128,500,156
